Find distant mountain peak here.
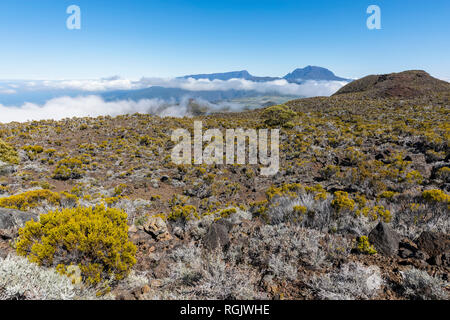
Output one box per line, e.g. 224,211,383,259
283,66,350,82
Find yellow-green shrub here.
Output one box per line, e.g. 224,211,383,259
167,204,199,221
436,167,450,181
251,200,268,218
22,145,44,155
139,135,153,146
378,191,397,200
219,207,237,218
0,189,61,211
266,183,302,200
331,191,355,213
16,204,136,285
262,105,297,128
305,184,328,200
369,205,392,223
0,139,19,164
293,205,307,215
354,236,377,255
404,170,423,184
422,189,450,203
355,194,367,209
114,183,128,196
52,157,84,180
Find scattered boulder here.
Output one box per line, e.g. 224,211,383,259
413,250,430,261
375,153,385,161
143,216,172,241
150,179,159,188
129,229,154,245
150,280,162,288
0,208,38,239
171,180,185,188
203,220,232,251
399,238,419,252
368,222,400,256
173,226,184,239
398,239,419,259
124,285,151,300
415,231,450,258
128,225,138,233
398,248,414,259
427,254,442,266
184,184,212,199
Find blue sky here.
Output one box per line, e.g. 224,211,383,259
0,0,449,80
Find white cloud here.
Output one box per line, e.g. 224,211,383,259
0,77,348,123
2,77,347,97
0,96,162,123
0,96,245,123
135,77,347,97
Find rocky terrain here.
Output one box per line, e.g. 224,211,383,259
0,70,449,300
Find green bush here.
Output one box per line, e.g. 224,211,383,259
0,139,19,164
262,105,297,128
16,204,137,286
354,236,377,255
52,157,84,180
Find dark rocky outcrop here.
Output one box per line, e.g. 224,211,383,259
0,208,38,239
203,220,232,251
415,231,450,258
142,216,172,242
368,222,400,256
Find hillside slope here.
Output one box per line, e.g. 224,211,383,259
333,70,450,98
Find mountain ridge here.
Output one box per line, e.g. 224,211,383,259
283,66,350,82
180,66,351,83
180,70,280,82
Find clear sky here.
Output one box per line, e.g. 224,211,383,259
0,0,449,80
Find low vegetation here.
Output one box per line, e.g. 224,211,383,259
0,138,19,164
0,73,448,300
16,205,137,286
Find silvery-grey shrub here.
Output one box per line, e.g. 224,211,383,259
0,255,97,300
400,268,448,300
309,262,383,300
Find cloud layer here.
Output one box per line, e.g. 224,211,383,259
0,77,347,96
136,78,347,96
0,96,246,123
0,77,348,123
